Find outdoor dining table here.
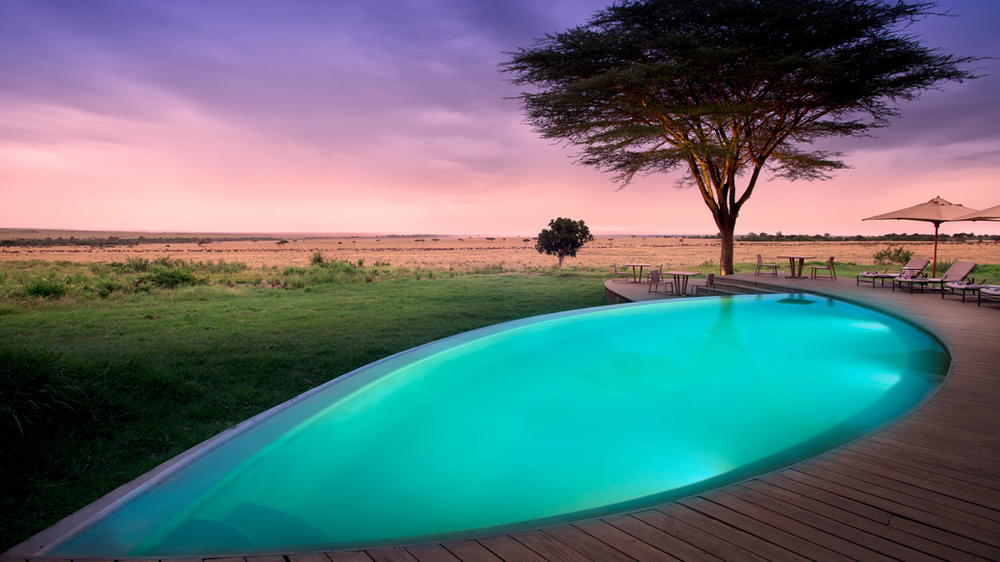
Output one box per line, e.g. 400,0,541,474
623,263,650,283
777,255,816,279
661,271,700,296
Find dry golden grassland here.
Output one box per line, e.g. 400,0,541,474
3,229,999,271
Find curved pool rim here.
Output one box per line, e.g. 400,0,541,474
30,292,952,557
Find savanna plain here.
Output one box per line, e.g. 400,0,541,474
3,229,999,552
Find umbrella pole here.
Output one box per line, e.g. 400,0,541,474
932,222,939,278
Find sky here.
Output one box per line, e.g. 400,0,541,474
2,0,998,237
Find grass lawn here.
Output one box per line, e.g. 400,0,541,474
0,270,609,551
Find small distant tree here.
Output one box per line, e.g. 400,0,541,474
535,217,594,267
276,239,289,248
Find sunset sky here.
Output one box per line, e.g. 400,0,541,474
2,0,998,236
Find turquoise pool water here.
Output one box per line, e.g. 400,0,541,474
52,294,948,556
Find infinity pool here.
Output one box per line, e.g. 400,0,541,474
51,294,948,556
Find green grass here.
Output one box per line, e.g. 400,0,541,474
0,271,608,551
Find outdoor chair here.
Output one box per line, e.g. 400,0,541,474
695,273,716,296
857,258,930,288
893,261,977,294
978,285,1000,307
648,268,674,294
809,257,836,280
754,254,778,277
942,280,980,303
611,264,629,283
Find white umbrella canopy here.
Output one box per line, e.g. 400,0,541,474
953,203,1000,222
863,196,979,277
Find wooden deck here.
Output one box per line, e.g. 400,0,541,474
6,275,999,562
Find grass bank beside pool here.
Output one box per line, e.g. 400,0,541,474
0,271,608,552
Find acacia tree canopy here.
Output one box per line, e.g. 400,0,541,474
503,0,979,274
535,217,595,267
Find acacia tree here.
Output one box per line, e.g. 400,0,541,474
536,217,595,267
503,0,977,274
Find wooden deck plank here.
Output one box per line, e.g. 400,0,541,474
709,487,901,562
777,468,1000,559
326,551,374,562
861,434,1000,477
887,419,1000,456
476,536,548,562
288,554,335,562
439,541,504,562
845,439,1000,490
569,520,675,562
678,496,853,562
601,515,722,562
880,418,1000,453
404,544,462,562
762,472,891,524
805,457,1000,530
637,505,783,562
819,449,1000,513
508,530,592,562
844,441,1000,496
366,547,419,562
743,478,978,562
540,523,638,562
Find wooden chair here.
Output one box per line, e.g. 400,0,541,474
611,264,629,283
648,266,673,294
695,273,716,296
754,254,778,277
810,257,836,280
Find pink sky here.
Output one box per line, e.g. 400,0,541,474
2,0,998,237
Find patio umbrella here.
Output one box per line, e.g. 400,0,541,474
953,203,1000,222
863,196,979,277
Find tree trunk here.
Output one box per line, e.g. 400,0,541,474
719,226,735,275
713,208,738,275
558,254,565,267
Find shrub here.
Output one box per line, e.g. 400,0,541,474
148,266,196,288
112,257,151,273
873,245,913,265
310,251,326,266
24,279,67,298
95,278,125,298
1,343,85,437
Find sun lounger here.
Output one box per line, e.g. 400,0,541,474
942,280,980,303
978,285,1000,307
857,258,929,288
893,261,977,294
